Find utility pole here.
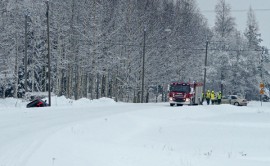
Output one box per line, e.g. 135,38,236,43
260,47,264,81
203,40,209,95
46,0,51,106
220,68,224,94
260,47,265,106
24,12,28,94
141,28,146,103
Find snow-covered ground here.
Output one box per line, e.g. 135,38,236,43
0,97,270,166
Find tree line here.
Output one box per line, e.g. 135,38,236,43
0,0,269,102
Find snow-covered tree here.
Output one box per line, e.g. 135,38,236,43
0,0,267,101
244,7,262,50
214,0,235,38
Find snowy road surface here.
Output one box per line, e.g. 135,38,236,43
0,97,270,166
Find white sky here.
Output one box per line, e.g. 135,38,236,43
196,0,270,48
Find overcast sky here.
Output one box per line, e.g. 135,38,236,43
196,0,270,48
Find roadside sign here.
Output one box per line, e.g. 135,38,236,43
260,83,264,89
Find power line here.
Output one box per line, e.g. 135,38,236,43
79,39,264,52
97,41,263,52
202,8,270,13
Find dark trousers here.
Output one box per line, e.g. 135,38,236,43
201,98,204,104
206,98,210,105
217,99,221,104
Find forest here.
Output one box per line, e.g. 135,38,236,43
0,0,269,102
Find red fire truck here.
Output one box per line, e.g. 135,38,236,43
167,82,203,106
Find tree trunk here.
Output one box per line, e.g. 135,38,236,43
24,14,28,94
14,32,19,98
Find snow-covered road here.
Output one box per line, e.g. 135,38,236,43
0,100,145,166
0,97,270,166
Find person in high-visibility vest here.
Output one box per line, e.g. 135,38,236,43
211,90,216,105
206,90,211,105
217,91,222,104
201,92,205,105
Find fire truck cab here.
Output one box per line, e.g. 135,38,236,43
167,82,203,106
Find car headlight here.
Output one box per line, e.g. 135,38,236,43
186,98,190,102
169,97,173,101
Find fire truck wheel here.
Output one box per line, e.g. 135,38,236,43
170,103,175,106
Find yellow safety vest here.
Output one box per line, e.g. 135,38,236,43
211,92,215,100
206,92,211,99
217,93,222,99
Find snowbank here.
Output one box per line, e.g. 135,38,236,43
0,98,26,109
0,96,117,110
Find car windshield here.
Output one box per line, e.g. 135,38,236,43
170,84,190,93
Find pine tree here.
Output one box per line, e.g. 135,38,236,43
214,0,235,38
244,7,262,50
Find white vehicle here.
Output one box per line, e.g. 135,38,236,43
221,95,248,106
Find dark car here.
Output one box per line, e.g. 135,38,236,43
26,99,48,108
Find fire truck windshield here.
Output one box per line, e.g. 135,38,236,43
170,84,190,93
